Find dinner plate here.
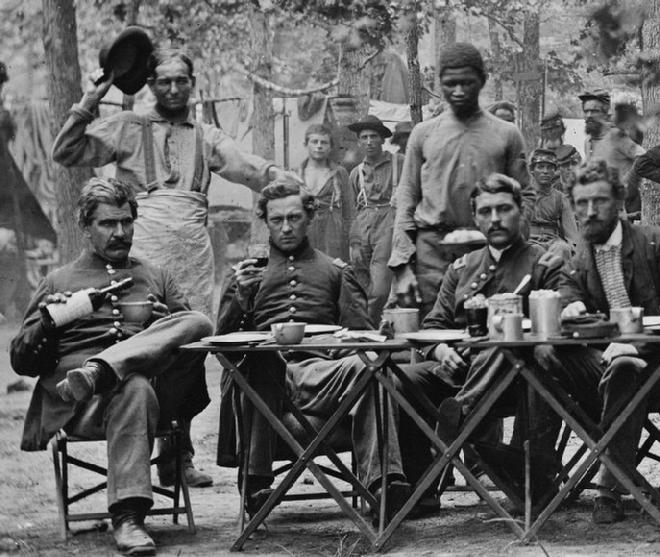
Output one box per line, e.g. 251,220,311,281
401,329,470,343
644,316,660,327
202,332,269,345
304,324,343,335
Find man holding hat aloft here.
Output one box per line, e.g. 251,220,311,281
347,115,404,324
389,42,534,319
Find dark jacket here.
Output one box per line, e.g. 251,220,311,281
215,239,370,466
423,237,563,330
559,221,660,316
10,250,189,450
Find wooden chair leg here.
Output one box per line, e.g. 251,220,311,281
51,435,68,541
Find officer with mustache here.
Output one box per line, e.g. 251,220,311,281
579,89,611,160
396,173,563,514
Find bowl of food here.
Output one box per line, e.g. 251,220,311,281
270,322,306,344
118,301,153,322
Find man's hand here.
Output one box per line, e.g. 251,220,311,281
601,342,642,366
432,343,467,374
234,258,265,309
147,293,171,321
269,167,304,186
349,244,363,265
81,69,114,108
561,301,587,319
392,264,421,307
41,291,72,306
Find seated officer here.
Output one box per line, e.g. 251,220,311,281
10,177,213,556
397,173,563,512
216,177,410,520
537,159,660,524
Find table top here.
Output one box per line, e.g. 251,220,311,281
455,332,660,348
180,338,411,353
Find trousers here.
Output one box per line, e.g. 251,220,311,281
536,345,660,492
242,352,404,489
414,230,481,320
397,347,561,488
354,207,395,325
65,311,213,510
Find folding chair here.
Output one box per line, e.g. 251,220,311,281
50,420,195,541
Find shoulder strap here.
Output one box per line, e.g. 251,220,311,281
141,117,157,190
192,123,205,191
356,162,368,208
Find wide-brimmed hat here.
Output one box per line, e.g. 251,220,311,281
99,26,154,95
391,121,413,144
348,115,392,138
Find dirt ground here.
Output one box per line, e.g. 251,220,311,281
2,321,660,556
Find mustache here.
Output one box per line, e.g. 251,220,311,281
107,240,131,248
487,225,507,234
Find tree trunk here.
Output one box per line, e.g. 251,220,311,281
433,7,456,92
640,0,660,225
517,9,542,151
42,0,92,263
248,4,275,242
337,44,371,117
405,13,423,124
488,21,503,101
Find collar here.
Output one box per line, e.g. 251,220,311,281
147,106,195,126
78,249,132,269
299,158,340,174
488,236,523,262
363,151,391,169
594,220,622,252
269,237,314,260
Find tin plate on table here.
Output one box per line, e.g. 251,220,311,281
202,332,269,345
304,324,343,335
401,329,470,343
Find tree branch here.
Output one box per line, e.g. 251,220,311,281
237,67,338,97
482,12,523,48
358,48,382,70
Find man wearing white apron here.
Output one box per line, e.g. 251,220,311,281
52,48,296,487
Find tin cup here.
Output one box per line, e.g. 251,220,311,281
381,308,419,335
491,313,524,341
610,306,644,335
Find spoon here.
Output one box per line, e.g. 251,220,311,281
512,273,532,295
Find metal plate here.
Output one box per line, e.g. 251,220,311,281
643,316,660,327
401,329,470,343
201,333,269,345
304,324,343,335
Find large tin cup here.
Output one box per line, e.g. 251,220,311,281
529,290,561,339
491,313,524,341
487,293,523,340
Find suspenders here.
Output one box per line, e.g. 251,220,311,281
140,117,205,192
356,153,400,209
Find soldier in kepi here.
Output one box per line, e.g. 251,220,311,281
347,115,404,324
528,148,579,258
51,29,299,487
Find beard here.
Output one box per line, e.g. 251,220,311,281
585,120,603,136
581,217,617,244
